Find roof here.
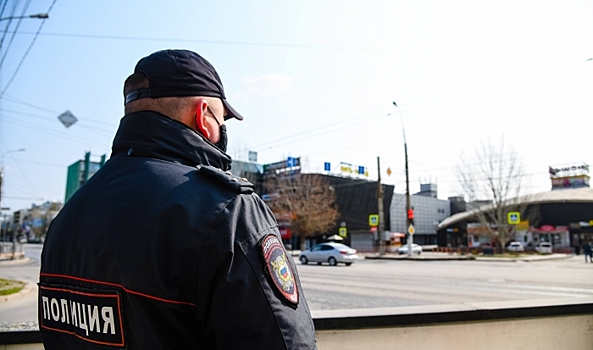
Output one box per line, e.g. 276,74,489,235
437,187,593,230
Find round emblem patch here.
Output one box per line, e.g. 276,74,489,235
260,235,299,305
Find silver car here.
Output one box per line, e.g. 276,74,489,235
299,242,358,266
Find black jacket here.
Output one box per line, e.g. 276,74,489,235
39,111,316,349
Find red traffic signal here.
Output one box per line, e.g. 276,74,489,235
407,209,414,220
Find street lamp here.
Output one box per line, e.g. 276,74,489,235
0,13,48,21
0,148,25,242
392,101,414,257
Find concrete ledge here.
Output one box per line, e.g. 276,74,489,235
313,297,593,330
2,298,593,347
0,330,41,346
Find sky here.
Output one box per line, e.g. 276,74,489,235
0,0,591,213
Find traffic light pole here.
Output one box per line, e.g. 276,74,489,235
393,102,414,257
405,141,413,257
377,157,385,255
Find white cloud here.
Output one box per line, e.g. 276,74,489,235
244,75,293,97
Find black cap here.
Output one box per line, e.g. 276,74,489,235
124,49,243,121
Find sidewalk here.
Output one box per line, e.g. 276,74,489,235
365,252,573,262
474,253,572,262
365,252,475,261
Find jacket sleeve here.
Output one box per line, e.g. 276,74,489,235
195,194,317,350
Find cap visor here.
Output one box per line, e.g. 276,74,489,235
223,100,243,121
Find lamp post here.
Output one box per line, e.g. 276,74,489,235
0,13,48,22
393,102,414,257
0,148,25,243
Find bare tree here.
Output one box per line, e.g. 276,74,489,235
455,139,534,253
264,173,339,250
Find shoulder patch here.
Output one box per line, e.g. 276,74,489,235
260,235,299,306
197,165,255,194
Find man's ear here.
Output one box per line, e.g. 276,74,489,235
194,100,210,139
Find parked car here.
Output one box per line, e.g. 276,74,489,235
535,242,553,254
507,241,524,252
398,243,422,255
299,242,358,266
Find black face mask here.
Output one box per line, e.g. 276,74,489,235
215,124,227,153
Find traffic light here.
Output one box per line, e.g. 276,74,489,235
407,209,414,220
13,211,20,224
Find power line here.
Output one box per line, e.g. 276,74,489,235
1,108,115,134
3,30,397,53
3,93,120,127
0,0,32,68
251,108,391,151
0,0,56,98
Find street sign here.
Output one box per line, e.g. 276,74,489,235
324,162,331,171
507,212,520,225
339,227,347,237
369,214,379,227
57,110,78,128
407,224,415,235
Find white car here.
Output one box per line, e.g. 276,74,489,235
535,242,553,254
507,242,524,252
398,243,422,255
299,242,358,266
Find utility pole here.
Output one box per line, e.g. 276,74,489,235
377,156,385,255
393,102,414,257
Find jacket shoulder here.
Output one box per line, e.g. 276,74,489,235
197,165,255,194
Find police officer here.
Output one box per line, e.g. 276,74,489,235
39,49,317,349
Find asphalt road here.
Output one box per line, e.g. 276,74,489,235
299,254,593,310
1,246,592,325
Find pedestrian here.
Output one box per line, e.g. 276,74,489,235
583,241,592,263
38,49,316,349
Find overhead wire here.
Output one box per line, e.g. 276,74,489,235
3,116,110,148
0,0,31,69
0,0,57,98
0,0,20,51
251,107,392,151
1,108,116,134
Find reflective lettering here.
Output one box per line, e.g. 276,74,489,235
69,301,78,327
60,299,70,324
88,305,100,333
102,307,115,335
42,296,50,320
78,302,88,336
50,298,60,321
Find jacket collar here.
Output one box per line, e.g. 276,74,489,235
111,111,232,171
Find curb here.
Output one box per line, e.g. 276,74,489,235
0,281,36,304
0,257,31,267
474,254,573,263
365,255,475,261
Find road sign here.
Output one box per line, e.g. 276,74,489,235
324,162,331,171
407,224,415,235
339,227,347,237
507,212,520,225
369,214,379,227
57,110,78,128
